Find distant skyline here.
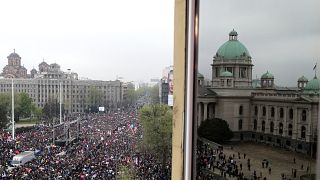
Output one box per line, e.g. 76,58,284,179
0,0,174,83
199,0,320,86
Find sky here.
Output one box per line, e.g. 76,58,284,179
199,0,320,86
0,0,174,83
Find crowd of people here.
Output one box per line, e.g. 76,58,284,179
0,96,171,179
197,141,274,180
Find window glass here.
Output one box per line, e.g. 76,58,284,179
195,0,318,179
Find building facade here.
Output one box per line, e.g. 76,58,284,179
197,30,318,155
0,51,123,114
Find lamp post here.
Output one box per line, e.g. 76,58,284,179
11,79,15,140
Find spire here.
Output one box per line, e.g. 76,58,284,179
13,49,15,53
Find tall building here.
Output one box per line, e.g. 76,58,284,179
197,30,318,155
160,66,173,105
0,51,123,114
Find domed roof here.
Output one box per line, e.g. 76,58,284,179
7,50,21,59
220,70,233,77
261,71,274,79
216,30,250,59
304,76,320,93
298,75,308,82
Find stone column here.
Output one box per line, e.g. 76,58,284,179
258,105,261,132
273,106,278,136
283,107,288,137
307,109,312,142
293,107,298,139
204,103,208,121
198,103,202,127
265,106,269,132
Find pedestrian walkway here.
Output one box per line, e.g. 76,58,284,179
223,143,316,180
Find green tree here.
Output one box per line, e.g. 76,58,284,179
116,164,135,180
198,118,233,143
150,84,160,104
15,92,33,119
0,93,10,129
139,104,172,171
43,99,64,123
86,87,104,112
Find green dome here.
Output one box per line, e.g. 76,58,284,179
216,30,250,59
261,71,274,79
304,77,320,93
298,76,308,82
220,70,233,77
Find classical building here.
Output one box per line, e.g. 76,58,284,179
2,50,28,78
197,30,318,155
0,51,123,114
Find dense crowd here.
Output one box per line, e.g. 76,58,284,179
197,141,267,180
0,97,171,179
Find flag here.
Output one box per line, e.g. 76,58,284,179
313,63,317,70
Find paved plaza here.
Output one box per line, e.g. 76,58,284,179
223,143,316,179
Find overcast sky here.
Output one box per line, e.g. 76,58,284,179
199,0,320,86
0,0,174,82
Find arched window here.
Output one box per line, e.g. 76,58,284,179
239,106,243,115
262,121,265,132
238,119,243,130
280,108,284,118
301,126,306,139
271,107,275,117
288,124,293,136
254,119,257,130
279,123,283,134
270,122,274,133
289,108,293,119
302,110,306,121
263,106,266,116
254,106,258,116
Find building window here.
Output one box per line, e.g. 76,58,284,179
301,110,306,121
262,106,266,116
301,126,306,139
270,122,274,133
271,107,275,117
239,105,243,115
289,108,293,119
254,119,257,130
238,119,243,130
254,106,258,116
262,121,265,132
279,123,283,134
280,108,284,118
288,124,293,136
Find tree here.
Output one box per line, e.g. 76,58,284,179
43,98,64,123
86,87,104,112
150,84,160,104
198,118,233,143
15,92,33,120
139,104,172,172
0,93,10,129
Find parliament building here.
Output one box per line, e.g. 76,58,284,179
197,30,318,155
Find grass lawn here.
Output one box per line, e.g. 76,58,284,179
16,118,39,124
